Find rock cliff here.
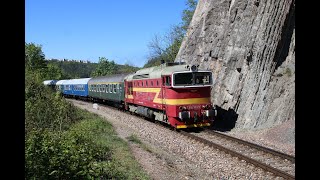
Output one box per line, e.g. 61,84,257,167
176,0,295,130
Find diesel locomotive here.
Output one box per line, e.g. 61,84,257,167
47,62,217,129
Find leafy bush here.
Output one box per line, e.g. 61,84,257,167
25,119,127,179
25,72,80,132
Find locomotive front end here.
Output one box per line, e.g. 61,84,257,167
164,65,217,129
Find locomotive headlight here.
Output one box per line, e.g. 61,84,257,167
205,109,217,117
179,106,183,110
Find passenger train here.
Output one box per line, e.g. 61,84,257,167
44,62,217,129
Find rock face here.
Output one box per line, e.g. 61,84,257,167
176,0,295,130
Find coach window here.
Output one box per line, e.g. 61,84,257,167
146,81,148,87
113,84,116,93
151,81,153,87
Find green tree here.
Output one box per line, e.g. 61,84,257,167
44,63,63,80
144,0,198,68
25,42,47,71
91,57,118,77
181,0,198,32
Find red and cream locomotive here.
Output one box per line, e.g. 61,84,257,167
124,62,217,129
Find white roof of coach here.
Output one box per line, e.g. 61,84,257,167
43,80,57,85
65,78,91,85
56,80,68,85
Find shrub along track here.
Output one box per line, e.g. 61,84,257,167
67,98,295,179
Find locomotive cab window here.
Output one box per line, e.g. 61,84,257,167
173,72,212,86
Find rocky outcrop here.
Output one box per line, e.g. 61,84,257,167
176,0,295,130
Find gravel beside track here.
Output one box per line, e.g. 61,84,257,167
68,99,291,179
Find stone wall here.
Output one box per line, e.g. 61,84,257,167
176,0,295,129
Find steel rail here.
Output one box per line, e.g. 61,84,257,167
204,129,295,163
68,99,295,179
179,131,295,180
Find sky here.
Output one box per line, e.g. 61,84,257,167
26,0,189,67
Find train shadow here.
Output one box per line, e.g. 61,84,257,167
209,106,238,132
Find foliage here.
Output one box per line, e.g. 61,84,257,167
47,59,98,79
285,67,292,77
25,42,149,179
25,112,149,179
25,42,47,71
43,63,63,80
144,0,198,68
91,57,119,77
25,69,80,132
181,0,198,32
126,134,142,144
25,120,112,179
117,63,141,74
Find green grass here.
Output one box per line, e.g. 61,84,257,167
25,108,150,180
285,67,292,77
74,109,151,180
127,134,142,144
127,134,153,153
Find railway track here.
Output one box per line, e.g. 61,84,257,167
181,130,295,179
68,99,295,179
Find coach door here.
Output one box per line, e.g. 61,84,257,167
125,81,133,103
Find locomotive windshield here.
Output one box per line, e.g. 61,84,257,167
173,72,212,87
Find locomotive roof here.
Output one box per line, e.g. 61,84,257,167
88,73,132,84
125,62,202,80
